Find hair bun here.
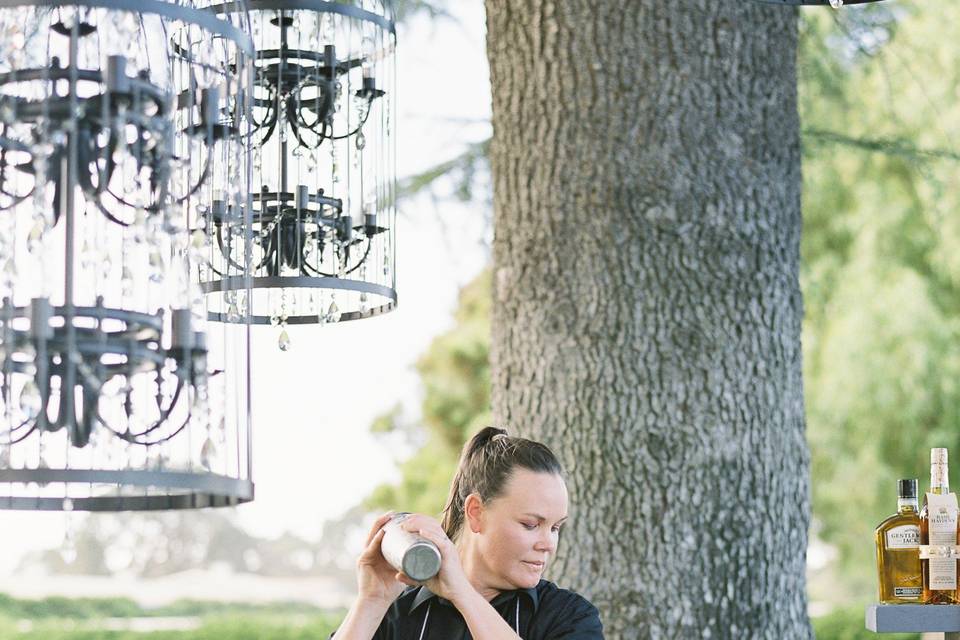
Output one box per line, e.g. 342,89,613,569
466,426,508,458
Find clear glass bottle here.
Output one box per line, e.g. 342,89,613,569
875,479,922,603
921,447,960,604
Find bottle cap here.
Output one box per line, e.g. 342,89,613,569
932,448,949,464
898,478,918,499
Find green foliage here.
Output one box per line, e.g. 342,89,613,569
365,269,492,516
0,594,141,620
799,2,960,600
0,595,341,639
811,606,918,640
0,593,330,620
0,615,340,640
399,140,489,203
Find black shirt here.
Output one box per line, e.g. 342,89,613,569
366,579,603,639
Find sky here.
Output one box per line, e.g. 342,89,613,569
0,0,492,575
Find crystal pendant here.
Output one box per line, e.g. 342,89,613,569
148,248,164,283
200,436,216,471
226,302,241,323
121,265,134,295
326,300,340,323
2,258,17,287
19,380,42,420
278,329,291,351
61,528,77,565
189,229,207,262
27,217,46,253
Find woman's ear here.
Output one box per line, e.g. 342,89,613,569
463,493,484,534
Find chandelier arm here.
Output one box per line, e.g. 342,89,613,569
292,75,332,131
0,421,37,446
295,102,324,130
251,94,276,129
254,101,280,146
90,194,134,227
119,406,192,446
173,150,213,205
96,375,185,440
285,104,323,150
214,225,250,272
308,237,372,277
122,376,186,438
0,415,35,438
105,188,162,213
327,96,373,141
299,256,322,277
0,154,34,206
0,190,32,211
341,238,372,275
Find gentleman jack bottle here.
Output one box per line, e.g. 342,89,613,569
875,479,922,603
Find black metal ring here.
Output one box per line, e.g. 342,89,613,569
208,0,396,35
9,303,164,331
0,468,254,511
209,299,395,324
0,0,255,57
200,275,397,324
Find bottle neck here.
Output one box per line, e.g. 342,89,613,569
931,463,950,494
898,497,919,514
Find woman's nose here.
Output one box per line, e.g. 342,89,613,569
535,530,557,552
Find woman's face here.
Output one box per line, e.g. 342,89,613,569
472,469,569,591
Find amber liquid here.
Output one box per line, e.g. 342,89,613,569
920,493,960,604
876,503,922,603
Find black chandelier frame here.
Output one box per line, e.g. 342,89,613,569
198,0,397,327
0,0,255,510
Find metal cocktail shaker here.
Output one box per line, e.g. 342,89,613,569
380,512,442,582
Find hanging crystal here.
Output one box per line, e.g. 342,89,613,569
18,380,42,420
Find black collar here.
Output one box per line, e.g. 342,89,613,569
408,583,541,616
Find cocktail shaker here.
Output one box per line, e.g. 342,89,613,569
381,512,442,582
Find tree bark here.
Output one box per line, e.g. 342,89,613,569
485,1,809,638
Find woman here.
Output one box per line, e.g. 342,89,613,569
332,426,604,639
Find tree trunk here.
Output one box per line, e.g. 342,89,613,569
485,1,809,638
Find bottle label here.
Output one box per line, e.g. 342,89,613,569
887,525,921,549
926,492,959,590
894,587,922,598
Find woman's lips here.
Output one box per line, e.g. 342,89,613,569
522,560,545,569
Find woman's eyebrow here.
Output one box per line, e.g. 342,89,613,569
522,512,569,523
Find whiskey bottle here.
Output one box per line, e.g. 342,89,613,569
875,479,922,603
921,447,960,604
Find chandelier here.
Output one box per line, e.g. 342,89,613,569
202,0,397,349
0,0,254,510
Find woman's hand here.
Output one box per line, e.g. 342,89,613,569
395,514,474,605
356,512,407,607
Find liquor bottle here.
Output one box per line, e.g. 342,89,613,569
920,447,960,603
875,479,922,603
